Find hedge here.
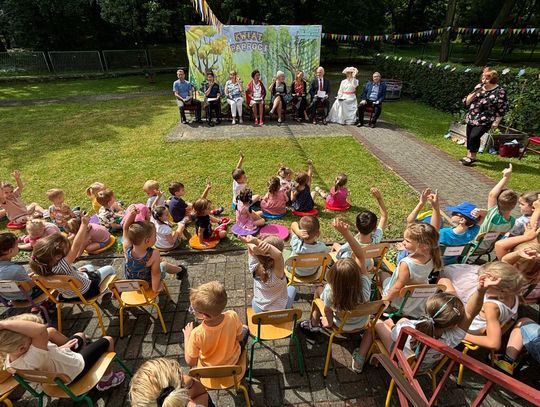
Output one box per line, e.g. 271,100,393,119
373,54,540,133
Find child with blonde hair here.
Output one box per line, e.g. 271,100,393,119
0,170,44,226
64,217,112,253
313,173,349,209
96,189,124,231
231,153,260,207
260,176,288,216
183,281,248,367
143,180,166,208
291,160,315,212
86,182,106,213
511,191,540,236
0,313,125,390
235,188,265,231
29,214,117,300
192,198,229,246
277,165,293,196
129,358,213,407
46,188,76,228
18,218,60,250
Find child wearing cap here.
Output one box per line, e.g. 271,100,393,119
440,202,481,265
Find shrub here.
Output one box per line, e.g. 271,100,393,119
374,54,540,133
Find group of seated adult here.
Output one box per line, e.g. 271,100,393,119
172,67,387,127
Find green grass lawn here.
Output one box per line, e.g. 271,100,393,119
0,95,418,257
383,99,539,192
0,74,171,100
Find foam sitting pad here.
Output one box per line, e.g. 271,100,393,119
325,202,351,212
189,235,219,250
6,221,25,230
231,223,259,236
262,211,286,220
292,208,318,217
259,224,289,240
89,215,100,224
86,235,116,255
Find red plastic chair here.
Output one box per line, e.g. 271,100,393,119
519,136,540,160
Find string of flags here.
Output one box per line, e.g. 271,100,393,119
233,16,538,42
190,0,223,31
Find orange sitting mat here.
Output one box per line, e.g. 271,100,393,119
189,235,219,250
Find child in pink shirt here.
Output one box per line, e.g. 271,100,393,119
313,173,349,208
65,218,112,253
261,176,288,216
0,171,44,225
18,219,60,250
235,189,265,231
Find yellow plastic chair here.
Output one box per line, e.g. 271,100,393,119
246,307,304,383
189,349,251,407
0,370,18,407
285,253,332,286
33,274,117,335
108,279,171,338
386,284,446,319
310,298,386,377
9,351,131,407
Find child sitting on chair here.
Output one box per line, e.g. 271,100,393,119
29,214,117,301
96,189,124,231
0,313,125,390
291,160,315,213
193,199,228,247
0,170,44,226
64,217,112,254
260,176,288,217
129,358,213,407
288,216,329,277
46,189,77,229
232,153,260,207
18,219,60,251
312,173,349,209
183,281,248,368
122,208,185,294
235,189,265,231
439,202,481,265
510,191,540,236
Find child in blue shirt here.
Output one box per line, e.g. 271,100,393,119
288,216,329,277
440,202,481,265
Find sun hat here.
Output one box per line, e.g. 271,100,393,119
446,202,478,222
342,67,358,77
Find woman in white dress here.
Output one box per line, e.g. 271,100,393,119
327,67,359,125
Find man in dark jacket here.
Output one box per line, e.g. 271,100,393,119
357,72,386,128
309,66,331,124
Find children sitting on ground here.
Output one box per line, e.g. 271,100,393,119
0,170,44,226
192,198,229,246
382,223,442,317
96,189,124,231
260,176,288,217
511,191,540,236
143,180,166,208
46,188,77,228
183,281,248,367
312,173,349,209
29,214,117,300
235,189,265,231
277,165,294,198
241,235,296,312
151,205,183,251
440,202,481,265
18,219,60,251
64,217,112,253
288,216,329,277
291,160,315,213
129,358,214,407
0,313,125,390
232,153,260,207
122,207,186,293
0,233,43,301
353,272,501,373
86,182,107,213
332,187,388,271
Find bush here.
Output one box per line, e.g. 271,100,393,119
374,54,540,133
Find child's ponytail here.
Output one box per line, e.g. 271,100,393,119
152,205,168,226
267,176,281,194
334,173,348,190
29,234,69,276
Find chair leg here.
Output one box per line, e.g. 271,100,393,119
323,333,336,378
385,378,395,407
292,333,304,375
0,396,13,407
237,383,251,407
248,339,258,383
114,355,133,376
82,395,94,407
56,303,63,333
119,305,125,338
457,347,471,386
153,303,168,334
92,303,107,336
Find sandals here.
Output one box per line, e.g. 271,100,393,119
300,320,321,334
460,157,476,166
351,347,365,373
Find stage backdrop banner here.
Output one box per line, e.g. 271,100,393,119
185,25,322,93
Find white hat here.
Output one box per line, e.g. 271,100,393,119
342,67,358,77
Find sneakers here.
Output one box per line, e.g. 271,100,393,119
96,371,125,391
492,354,515,375
255,119,259,125
239,117,243,124
259,120,264,126
351,348,365,373
176,264,188,280
232,118,236,125
300,320,321,334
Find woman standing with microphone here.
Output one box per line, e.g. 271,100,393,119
461,69,508,166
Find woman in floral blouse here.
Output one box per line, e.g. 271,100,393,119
461,70,508,166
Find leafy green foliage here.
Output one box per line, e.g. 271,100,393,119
374,54,540,133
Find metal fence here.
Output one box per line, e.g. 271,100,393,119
0,48,185,76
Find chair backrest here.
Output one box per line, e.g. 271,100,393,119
334,300,386,331
250,308,302,326
286,253,331,269
439,244,471,258
363,243,389,260
0,280,35,304
108,279,151,303
8,367,69,385
33,275,83,291
399,284,446,299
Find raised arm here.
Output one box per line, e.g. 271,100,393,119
496,223,540,260
464,302,502,349
291,221,309,240
458,273,499,331
371,187,388,230
382,262,410,302
65,213,90,264
332,218,368,275
201,181,212,199
236,153,245,170
428,190,441,231
306,159,313,185
122,207,138,252
151,191,163,211
530,195,540,229
240,235,284,276
11,170,23,195
487,164,512,209
0,319,48,350
406,188,431,226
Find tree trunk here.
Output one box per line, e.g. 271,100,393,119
439,0,458,62
474,0,517,66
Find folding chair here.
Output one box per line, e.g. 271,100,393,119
439,243,472,264
0,280,51,325
386,284,446,320
463,231,502,264
9,352,132,407
285,253,332,286
108,279,171,338
519,136,540,160
363,243,390,299
0,370,18,407
33,274,117,335
310,298,385,377
189,349,251,407
246,307,304,383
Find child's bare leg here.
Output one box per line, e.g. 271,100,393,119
252,212,265,227
85,240,101,252
375,318,397,354
505,317,532,360
218,230,227,239
252,105,257,121
163,262,182,275
258,103,264,121
437,277,457,295
310,286,325,326
176,222,186,237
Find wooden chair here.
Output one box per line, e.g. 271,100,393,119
519,136,540,160
246,307,304,383
284,253,332,286
0,280,51,325
310,298,385,377
189,349,251,407
0,370,18,407
386,284,446,320
108,279,171,338
9,351,132,407
463,231,502,264
33,274,117,335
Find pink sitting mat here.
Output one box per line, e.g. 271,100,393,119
259,224,289,240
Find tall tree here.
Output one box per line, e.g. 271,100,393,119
475,0,517,65
439,0,458,62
